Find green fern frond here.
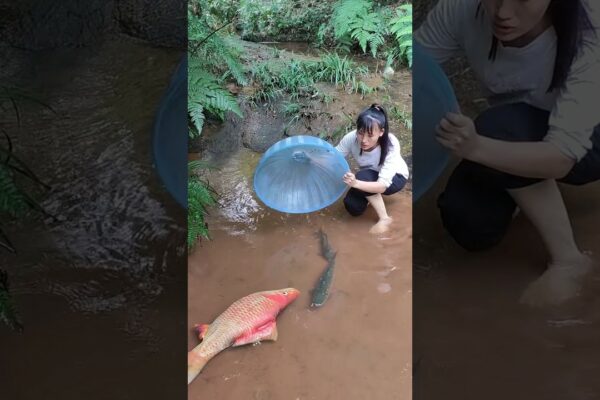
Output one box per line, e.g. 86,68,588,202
0,165,29,217
188,102,205,136
351,29,371,54
188,64,242,137
368,34,385,57
389,3,413,67
0,270,22,331
187,175,217,248
390,4,412,38
188,160,215,173
331,0,392,57
332,0,373,39
189,10,247,86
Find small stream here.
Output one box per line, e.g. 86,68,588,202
188,43,413,400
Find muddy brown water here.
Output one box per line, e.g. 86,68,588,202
189,42,413,399
0,38,186,398
414,163,600,400
188,145,412,399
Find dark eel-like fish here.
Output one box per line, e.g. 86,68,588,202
311,229,337,308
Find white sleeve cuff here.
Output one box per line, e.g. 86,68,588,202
543,126,594,162
377,176,392,189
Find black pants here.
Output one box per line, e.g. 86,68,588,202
438,102,600,251
344,169,407,216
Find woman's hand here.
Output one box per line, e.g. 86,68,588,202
436,112,481,159
343,172,358,188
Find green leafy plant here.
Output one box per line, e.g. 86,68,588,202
250,54,372,104
388,3,413,67
188,161,218,249
314,53,368,87
0,88,52,253
0,270,22,331
238,0,331,42
188,59,243,137
390,104,412,130
282,101,301,115
0,86,54,331
321,93,334,105
331,0,387,57
249,62,312,103
188,7,245,137
318,1,413,67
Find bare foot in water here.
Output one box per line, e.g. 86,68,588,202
369,217,393,234
520,254,593,307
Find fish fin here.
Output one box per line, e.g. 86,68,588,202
232,320,278,347
194,324,210,341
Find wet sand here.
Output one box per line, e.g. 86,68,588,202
188,149,412,399
414,168,600,400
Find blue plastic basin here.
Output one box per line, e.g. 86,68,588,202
152,55,187,208
254,136,350,214
412,43,459,202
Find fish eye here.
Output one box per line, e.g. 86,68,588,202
282,291,288,295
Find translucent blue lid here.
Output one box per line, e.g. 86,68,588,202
254,136,350,214
152,55,187,208
412,43,459,202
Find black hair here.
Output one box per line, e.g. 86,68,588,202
476,0,596,91
356,103,391,166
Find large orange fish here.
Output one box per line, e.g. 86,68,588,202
188,288,300,384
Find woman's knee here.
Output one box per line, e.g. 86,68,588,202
355,169,379,182
438,201,504,251
344,194,367,216
475,103,549,142
438,195,510,251
438,166,516,251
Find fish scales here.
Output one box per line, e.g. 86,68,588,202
198,294,275,358
188,288,299,384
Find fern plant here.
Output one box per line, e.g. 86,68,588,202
188,7,245,137
318,1,413,67
0,86,53,331
332,0,388,57
0,88,52,253
0,270,22,331
188,161,217,249
388,3,413,67
188,59,243,137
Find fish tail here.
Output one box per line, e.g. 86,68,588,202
187,346,209,384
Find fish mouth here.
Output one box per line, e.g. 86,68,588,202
283,288,300,301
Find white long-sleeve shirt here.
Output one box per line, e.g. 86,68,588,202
415,0,600,161
335,131,410,188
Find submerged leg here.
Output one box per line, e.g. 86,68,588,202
509,180,593,307
367,193,393,234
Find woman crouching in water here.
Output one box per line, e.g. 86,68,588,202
335,104,410,234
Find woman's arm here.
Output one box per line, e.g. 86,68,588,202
470,137,575,179
343,172,387,194
436,112,576,179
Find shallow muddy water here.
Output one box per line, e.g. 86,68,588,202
0,37,186,398
413,166,600,400
188,146,412,400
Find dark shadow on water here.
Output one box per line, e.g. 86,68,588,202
0,38,187,399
